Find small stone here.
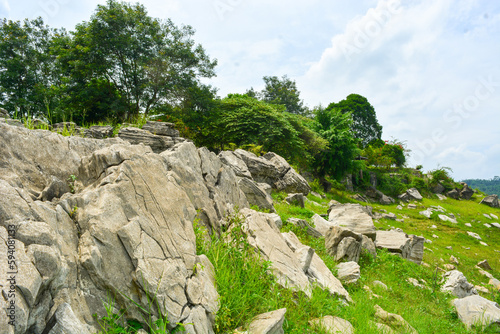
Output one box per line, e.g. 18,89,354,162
372,280,388,290
480,241,488,246
467,231,481,240
446,246,452,250
450,256,459,265
484,223,492,228
477,260,492,270
475,285,490,294
465,223,472,227
444,264,456,270
484,213,492,219
430,225,437,229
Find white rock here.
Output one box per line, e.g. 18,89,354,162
453,295,500,329
467,231,482,240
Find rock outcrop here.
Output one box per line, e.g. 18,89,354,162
0,123,255,333
481,195,500,208
328,203,376,240
375,230,424,264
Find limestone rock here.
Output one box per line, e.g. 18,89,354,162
467,231,482,240
375,230,424,264
336,262,360,284
118,126,175,153
432,183,445,194
238,177,275,213
218,151,253,179
441,270,478,298
480,195,499,208
453,295,500,329
83,125,114,139
286,218,322,238
247,308,286,334
234,149,280,185
438,214,458,224
460,184,474,200
142,121,180,137
361,235,377,259
325,226,363,263
309,315,354,334
447,188,460,200
478,260,492,271
328,203,376,240
374,305,418,334
282,231,351,302
311,213,331,236
38,176,71,202
285,193,305,208
400,188,423,201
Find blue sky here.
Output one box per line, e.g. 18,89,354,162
3,0,500,181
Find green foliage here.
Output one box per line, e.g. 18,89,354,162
260,75,307,115
363,139,407,168
0,17,62,120
461,177,500,195
312,106,360,180
214,94,306,162
326,94,382,147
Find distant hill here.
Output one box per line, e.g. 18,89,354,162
461,177,500,195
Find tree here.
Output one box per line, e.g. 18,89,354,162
261,75,307,115
56,0,217,123
312,106,360,180
0,18,61,119
214,94,305,161
326,94,382,147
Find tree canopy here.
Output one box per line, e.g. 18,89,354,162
250,75,307,115
326,94,382,147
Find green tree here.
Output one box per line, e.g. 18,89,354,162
215,94,305,161
56,0,217,123
326,94,382,147
0,18,61,120
261,75,307,115
312,106,360,179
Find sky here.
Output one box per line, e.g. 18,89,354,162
2,0,500,181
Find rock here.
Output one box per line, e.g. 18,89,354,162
407,204,417,209
309,316,354,334
467,231,482,240
118,126,174,153
450,255,459,265
374,305,418,334
419,209,432,218
375,230,424,264
247,308,286,334
328,203,376,240
0,107,9,118
480,195,500,208
238,177,275,212
218,151,252,179
366,187,395,205
311,214,331,236
83,125,114,139
285,193,305,208
45,303,92,334
432,182,445,194
373,280,388,290
325,226,363,263
460,184,474,200
142,121,180,137
438,214,458,224
52,122,84,136
447,189,460,200
478,260,492,270
436,194,447,200
336,262,360,284
361,235,377,260
370,321,397,334
480,241,488,246
493,223,500,229
240,209,311,296
407,188,423,201
234,149,280,185
408,277,426,289
441,270,478,298
396,205,403,210
485,223,492,228
281,231,351,302
268,213,283,230
491,213,499,220
274,168,311,195
382,212,397,220
352,193,369,202
327,200,341,214
475,285,490,294
286,218,322,238
453,295,500,329
38,176,71,201
444,264,456,271
490,278,500,290
485,213,492,219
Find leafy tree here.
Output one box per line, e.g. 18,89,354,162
56,0,217,123
214,94,305,161
363,139,407,168
261,75,307,115
0,18,61,119
326,94,382,147
312,106,360,180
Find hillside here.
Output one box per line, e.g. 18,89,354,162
0,117,499,334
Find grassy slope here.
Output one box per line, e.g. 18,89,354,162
264,190,500,334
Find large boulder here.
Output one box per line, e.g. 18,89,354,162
480,195,500,208
142,121,180,137
247,308,287,334
336,262,361,284
238,178,275,213
83,125,114,139
399,188,423,202
460,183,474,200
453,295,500,330
447,188,460,200
375,230,424,264
325,226,363,263
328,203,376,240
234,149,280,185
